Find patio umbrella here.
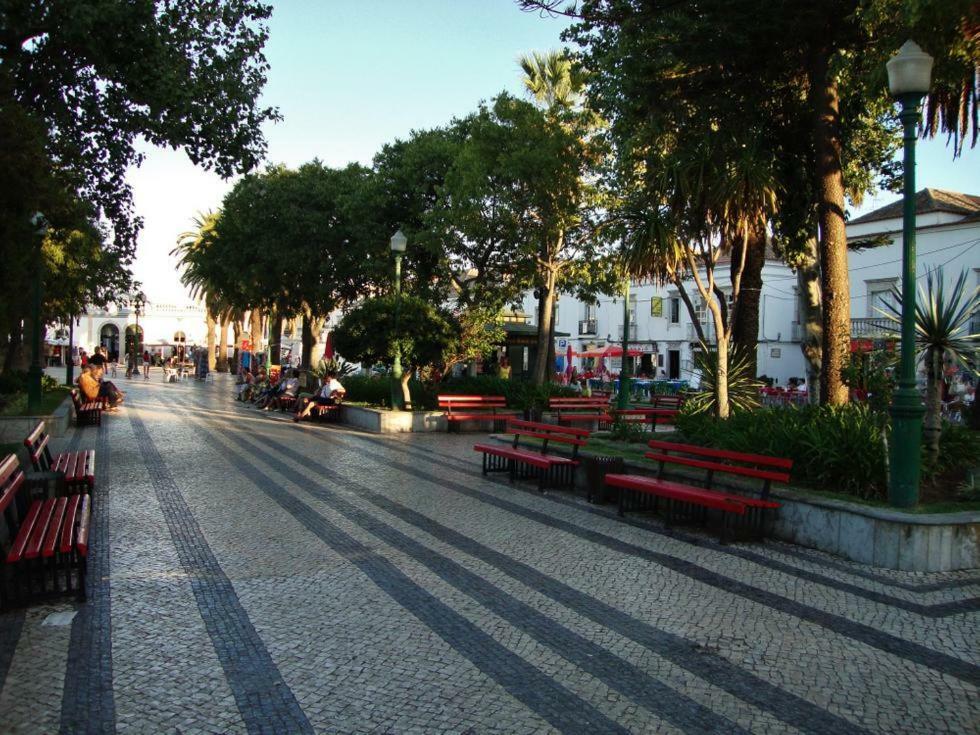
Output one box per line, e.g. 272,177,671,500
565,344,574,376
578,345,643,358
323,331,334,360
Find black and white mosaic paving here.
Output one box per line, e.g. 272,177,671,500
0,375,977,734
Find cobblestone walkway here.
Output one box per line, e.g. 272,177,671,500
0,375,978,734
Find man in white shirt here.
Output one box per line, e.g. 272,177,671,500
294,371,346,422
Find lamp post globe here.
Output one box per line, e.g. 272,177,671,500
389,230,407,410
27,212,48,414
886,40,933,508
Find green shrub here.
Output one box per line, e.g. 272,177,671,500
676,403,889,499
0,370,61,395
341,374,439,410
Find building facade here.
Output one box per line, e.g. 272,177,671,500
72,300,208,362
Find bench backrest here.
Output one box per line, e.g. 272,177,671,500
23,421,54,471
508,419,590,457
438,395,509,412
644,439,792,498
0,454,26,517
549,397,609,410
651,395,683,409
70,388,82,408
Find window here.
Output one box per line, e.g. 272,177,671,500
628,294,637,325
793,287,801,324
583,303,597,321
669,297,680,324
866,279,898,318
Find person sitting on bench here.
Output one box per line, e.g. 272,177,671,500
268,369,300,411
294,371,346,422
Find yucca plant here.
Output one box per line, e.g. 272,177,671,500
880,267,979,461
684,345,763,416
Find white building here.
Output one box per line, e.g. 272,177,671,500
846,188,980,343
515,256,807,386
508,188,978,386
73,300,207,361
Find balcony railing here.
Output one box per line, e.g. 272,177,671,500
851,317,895,337
686,323,715,342
618,324,637,340
501,312,530,324
579,319,597,335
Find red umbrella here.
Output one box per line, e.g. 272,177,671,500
323,331,334,360
579,345,643,358
565,344,574,375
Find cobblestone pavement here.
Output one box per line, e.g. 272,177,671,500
1,374,978,734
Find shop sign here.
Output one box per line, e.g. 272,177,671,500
650,297,663,317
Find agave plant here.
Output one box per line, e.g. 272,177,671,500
879,267,979,460
683,345,763,416
310,357,357,379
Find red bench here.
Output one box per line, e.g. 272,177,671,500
610,408,678,429
70,388,103,426
23,422,95,495
0,454,90,606
605,440,791,542
549,397,612,428
473,419,591,492
439,395,518,432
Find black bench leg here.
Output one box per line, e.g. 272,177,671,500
482,453,487,476
720,512,733,545
617,487,626,517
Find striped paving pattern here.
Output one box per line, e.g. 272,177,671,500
0,375,977,734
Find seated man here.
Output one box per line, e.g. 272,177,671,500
235,369,254,400
294,370,346,422
268,369,300,411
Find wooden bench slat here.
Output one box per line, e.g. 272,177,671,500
42,497,69,558
511,429,588,446
648,440,794,470
76,495,91,557
25,498,57,560
473,443,577,467
605,474,747,514
644,452,791,484
60,494,82,554
0,456,25,516
6,500,42,563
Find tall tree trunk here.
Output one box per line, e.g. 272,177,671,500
216,319,230,372
400,369,413,411
923,346,942,462
231,320,242,372
302,312,325,369
249,309,262,354
206,312,217,371
532,270,558,385
797,236,823,402
731,222,766,375
810,52,851,405
269,306,283,365
674,275,706,343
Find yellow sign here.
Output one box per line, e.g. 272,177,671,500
650,297,663,317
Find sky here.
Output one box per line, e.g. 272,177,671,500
128,0,980,305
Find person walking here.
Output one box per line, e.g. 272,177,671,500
142,349,151,380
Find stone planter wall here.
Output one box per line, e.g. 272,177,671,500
340,405,447,434
554,445,980,572
0,395,73,441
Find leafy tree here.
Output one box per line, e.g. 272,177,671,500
331,295,460,408
0,0,278,258
522,0,979,404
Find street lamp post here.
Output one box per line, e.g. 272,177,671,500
886,40,933,508
65,315,76,387
27,212,48,414
131,293,146,377
389,229,408,410
617,277,631,410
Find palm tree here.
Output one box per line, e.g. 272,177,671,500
881,267,979,460
519,49,592,385
173,212,223,370
519,50,582,113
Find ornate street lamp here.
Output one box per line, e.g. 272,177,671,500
131,292,146,376
27,212,48,414
617,276,632,410
389,229,408,410
886,40,933,507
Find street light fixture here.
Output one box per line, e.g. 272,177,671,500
27,212,48,414
390,230,407,410
886,40,933,507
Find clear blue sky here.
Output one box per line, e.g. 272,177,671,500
129,1,980,303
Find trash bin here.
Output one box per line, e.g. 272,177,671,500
583,456,625,504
